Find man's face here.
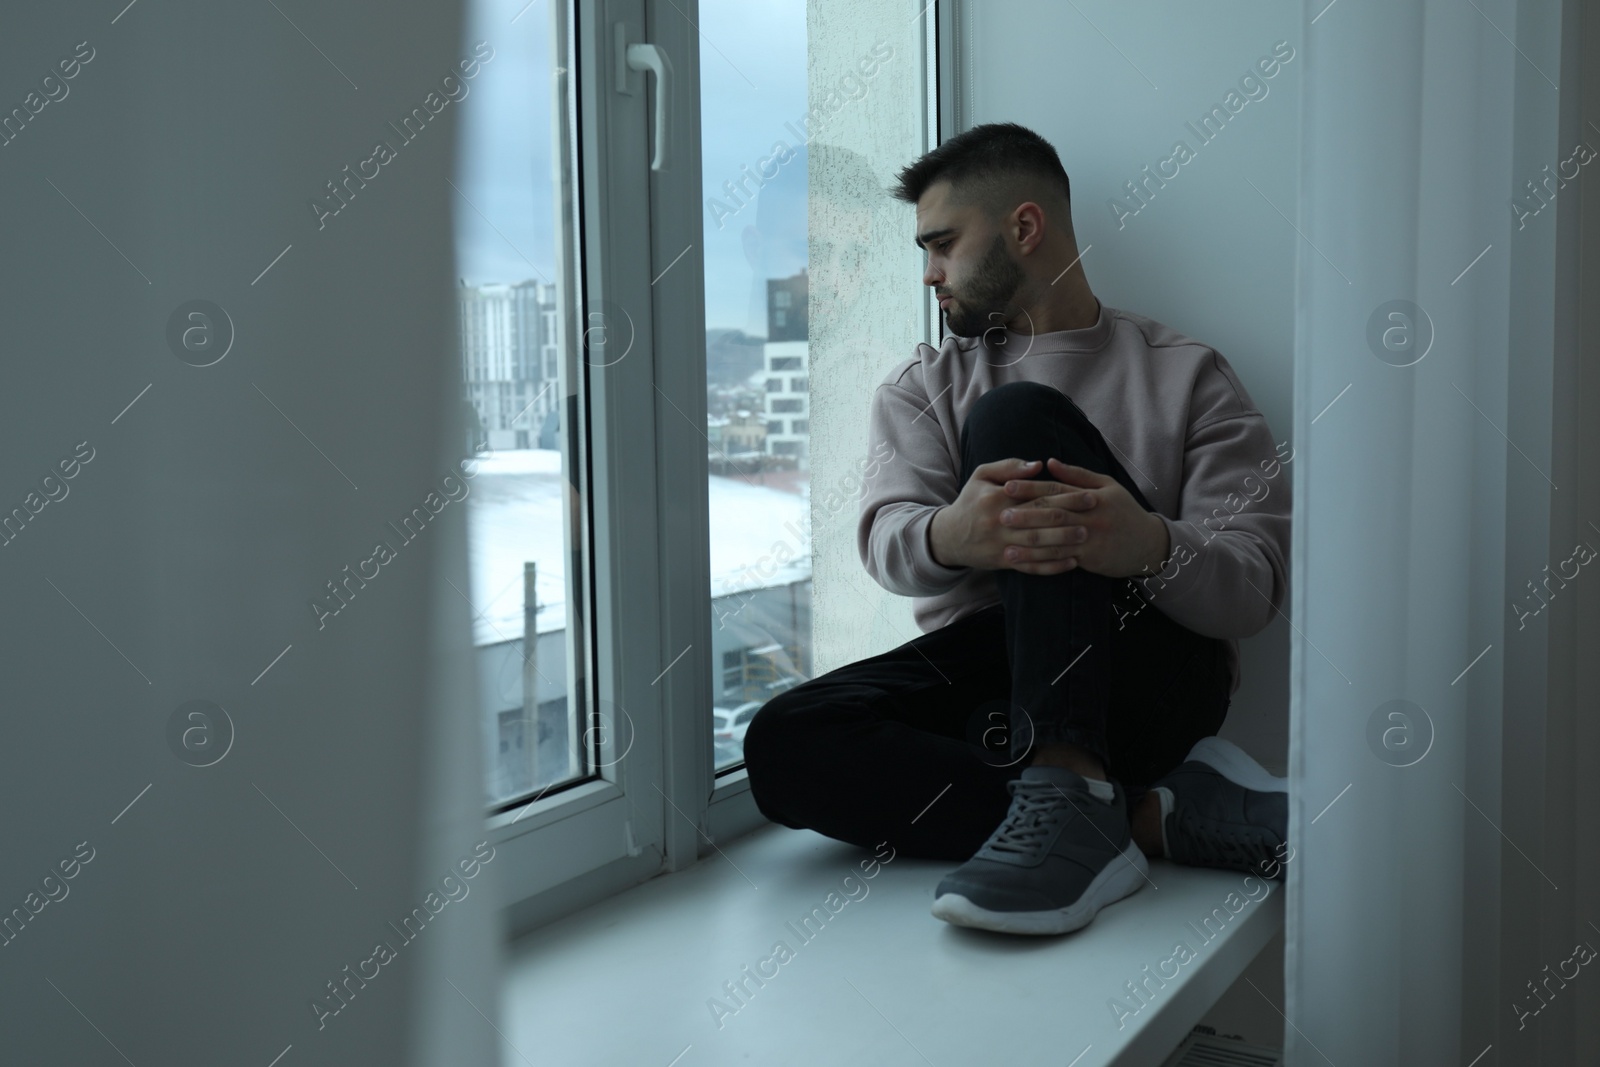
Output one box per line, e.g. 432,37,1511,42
916,181,1025,338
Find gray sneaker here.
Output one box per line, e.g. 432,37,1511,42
930,766,1148,936
1152,736,1289,879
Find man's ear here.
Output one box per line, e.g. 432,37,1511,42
1013,201,1050,255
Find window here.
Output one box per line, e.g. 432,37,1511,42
459,0,682,908
457,0,931,921
721,648,751,693
494,708,532,799
455,5,591,812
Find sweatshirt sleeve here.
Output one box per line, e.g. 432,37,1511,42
1144,409,1293,639
856,361,971,597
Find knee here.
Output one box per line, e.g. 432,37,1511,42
963,381,1097,467
966,380,1080,438
741,695,800,781
741,695,815,826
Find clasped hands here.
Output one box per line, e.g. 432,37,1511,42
928,458,1170,578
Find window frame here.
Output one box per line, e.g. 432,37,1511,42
487,0,680,913
495,0,943,933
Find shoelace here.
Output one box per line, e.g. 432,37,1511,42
985,779,1082,857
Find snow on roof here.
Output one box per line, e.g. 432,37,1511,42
464,449,809,646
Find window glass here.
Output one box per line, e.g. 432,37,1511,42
455,0,589,808
700,0,811,772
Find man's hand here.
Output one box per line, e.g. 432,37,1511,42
929,457,1170,578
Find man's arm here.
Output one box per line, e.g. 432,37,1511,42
856,366,971,598
1138,411,1292,639
927,503,959,567
1143,509,1172,573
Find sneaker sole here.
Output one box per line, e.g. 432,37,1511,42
1185,736,1287,794
930,839,1149,936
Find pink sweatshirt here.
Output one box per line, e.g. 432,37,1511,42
856,300,1292,695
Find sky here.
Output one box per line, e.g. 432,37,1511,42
452,0,808,336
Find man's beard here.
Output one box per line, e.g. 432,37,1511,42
944,231,1025,338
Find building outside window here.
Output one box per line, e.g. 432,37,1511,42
761,270,809,466
458,280,560,452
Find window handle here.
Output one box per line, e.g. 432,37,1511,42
615,26,673,171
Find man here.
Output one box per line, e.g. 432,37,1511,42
742,122,1291,937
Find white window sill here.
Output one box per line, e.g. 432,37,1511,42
501,818,1284,1066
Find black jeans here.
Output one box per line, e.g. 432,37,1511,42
743,381,1233,861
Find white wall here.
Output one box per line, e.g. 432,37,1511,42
806,3,935,675
0,3,500,1065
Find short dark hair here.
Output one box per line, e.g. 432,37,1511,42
890,121,1072,223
